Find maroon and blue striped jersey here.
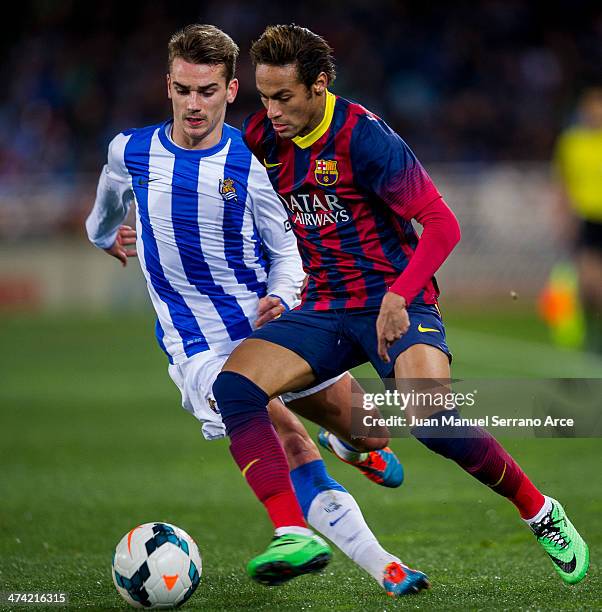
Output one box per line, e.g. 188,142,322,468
243,92,443,310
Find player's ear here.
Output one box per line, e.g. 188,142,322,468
166,73,172,99
226,78,239,104
312,72,329,96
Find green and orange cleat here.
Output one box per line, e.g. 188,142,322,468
247,533,332,586
318,428,404,488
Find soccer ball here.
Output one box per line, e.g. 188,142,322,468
112,522,202,609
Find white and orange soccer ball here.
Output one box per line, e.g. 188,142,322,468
112,522,202,609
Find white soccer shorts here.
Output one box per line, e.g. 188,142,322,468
168,347,345,441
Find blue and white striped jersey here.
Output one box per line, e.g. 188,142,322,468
86,121,304,364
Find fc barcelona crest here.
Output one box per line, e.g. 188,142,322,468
219,177,238,202
314,159,339,186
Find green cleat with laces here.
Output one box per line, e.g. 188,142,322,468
530,497,589,585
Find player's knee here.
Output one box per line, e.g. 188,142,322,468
212,371,269,429
349,436,389,452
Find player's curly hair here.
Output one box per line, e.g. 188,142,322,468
168,24,239,83
250,24,336,90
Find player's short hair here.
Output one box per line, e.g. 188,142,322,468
250,24,336,90
168,24,239,83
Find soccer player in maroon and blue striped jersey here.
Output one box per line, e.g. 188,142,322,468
213,24,589,591
243,80,444,316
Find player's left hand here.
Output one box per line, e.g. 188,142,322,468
255,295,286,328
376,292,409,363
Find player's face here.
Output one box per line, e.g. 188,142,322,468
167,58,238,150
255,63,328,139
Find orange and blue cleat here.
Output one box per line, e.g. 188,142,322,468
318,428,404,488
382,561,430,597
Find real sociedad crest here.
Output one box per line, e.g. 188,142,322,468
219,177,238,202
314,159,339,186
207,397,220,414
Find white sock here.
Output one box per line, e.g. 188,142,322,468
275,526,314,537
307,489,399,584
328,433,368,463
523,495,553,525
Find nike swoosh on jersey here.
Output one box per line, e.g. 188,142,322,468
418,323,440,333
137,177,161,185
263,159,282,169
549,553,577,573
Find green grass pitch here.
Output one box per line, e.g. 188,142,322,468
0,308,600,610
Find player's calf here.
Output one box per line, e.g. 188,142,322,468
411,407,590,584
268,398,322,470
411,408,545,519
212,371,328,580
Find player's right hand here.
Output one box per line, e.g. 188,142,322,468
104,225,137,267
255,295,286,328
376,291,409,362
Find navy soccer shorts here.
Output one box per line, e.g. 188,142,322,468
250,303,451,383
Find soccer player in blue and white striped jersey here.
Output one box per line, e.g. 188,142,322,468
86,24,415,596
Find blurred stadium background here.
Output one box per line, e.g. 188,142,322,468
1,2,601,610
1,0,601,315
